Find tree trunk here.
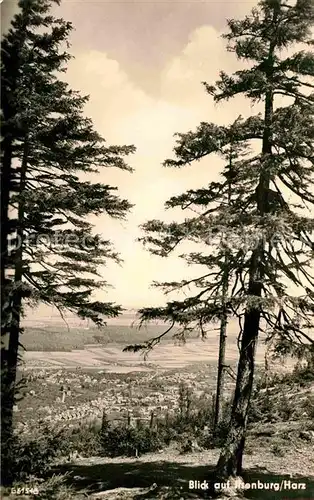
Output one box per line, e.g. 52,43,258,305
215,293,260,478
1,138,29,485
214,27,276,482
150,411,155,429
1,26,28,473
214,150,233,430
1,137,13,339
1,138,14,485
214,280,228,430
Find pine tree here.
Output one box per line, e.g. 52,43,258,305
126,0,314,487
212,0,314,482
1,0,135,481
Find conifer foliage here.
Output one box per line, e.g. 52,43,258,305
128,0,314,484
1,0,135,482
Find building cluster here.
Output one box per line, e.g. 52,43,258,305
15,366,234,435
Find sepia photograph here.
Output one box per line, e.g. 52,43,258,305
1,0,314,498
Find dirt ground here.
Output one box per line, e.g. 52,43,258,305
56,442,314,500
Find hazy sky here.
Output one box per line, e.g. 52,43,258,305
3,0,263,312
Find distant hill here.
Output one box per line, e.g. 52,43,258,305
21,320,240,352
21,323,184,351
22,306,143,329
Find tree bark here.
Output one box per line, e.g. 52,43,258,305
214,17,276,482
214,150,233,430
214,263,228,430
215,290,260,479
1,136,14,349
1,142,14,486
1,16,28,463
1,138,29,485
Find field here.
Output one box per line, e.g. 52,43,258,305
21,318,269,369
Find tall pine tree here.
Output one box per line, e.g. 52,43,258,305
1,0,135,480
213,0,314,482
127,0,314,487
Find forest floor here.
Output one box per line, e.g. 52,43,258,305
55,436,314,499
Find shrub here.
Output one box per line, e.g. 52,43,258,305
178,432,194,453
99,422,164,457
198,399,231,449
64,423,102,457
277,394,294,421
155,417,178,445
3,427,67,485
2,421,102,487
302,395,314,419
249,388,275,424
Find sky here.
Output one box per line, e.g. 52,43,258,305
2,0,277,316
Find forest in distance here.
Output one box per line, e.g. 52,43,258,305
1,0,314,498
